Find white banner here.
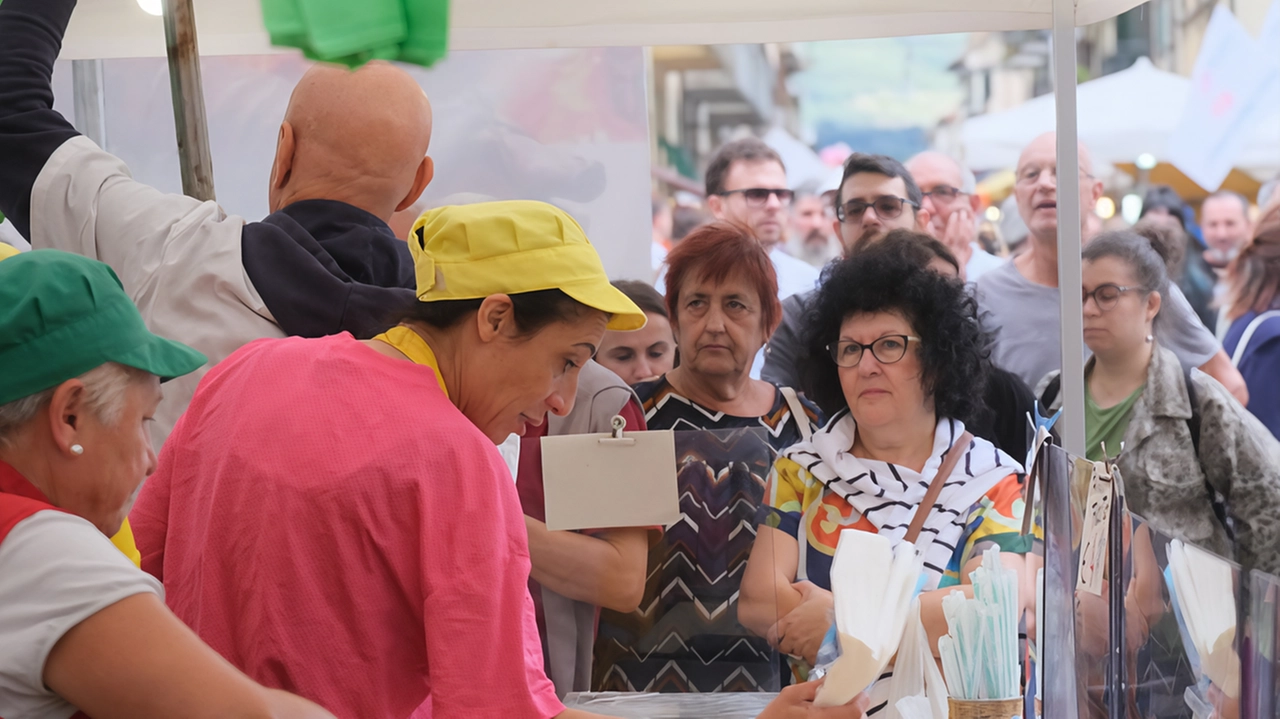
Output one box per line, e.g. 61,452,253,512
1167,6,1280,191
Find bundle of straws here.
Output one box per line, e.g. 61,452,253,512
938,547,1021,700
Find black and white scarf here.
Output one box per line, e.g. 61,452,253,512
783,411,1022,589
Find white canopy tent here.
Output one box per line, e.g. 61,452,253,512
54,0,1154,470
962,56,1280,180
62,0,1145,58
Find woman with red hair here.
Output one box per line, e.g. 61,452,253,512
637,220,820,451
595,221,820,695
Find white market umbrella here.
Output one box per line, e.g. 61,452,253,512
961,56,1280,179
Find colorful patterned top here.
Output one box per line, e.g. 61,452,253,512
759,412,1033,594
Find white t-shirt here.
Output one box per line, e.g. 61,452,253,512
768,247,822,300
0,510,162,719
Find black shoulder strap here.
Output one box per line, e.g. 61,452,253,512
1040,374,1062,410
1183,366,1201,457
1185,367,1233,542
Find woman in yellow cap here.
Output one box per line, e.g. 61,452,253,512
130,201,648,719
0,250,334,719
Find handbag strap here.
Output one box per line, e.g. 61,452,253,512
904,431,973,545
779,386,814,442
1230,310,1280,367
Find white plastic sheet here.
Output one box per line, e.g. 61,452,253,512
51,48,653,278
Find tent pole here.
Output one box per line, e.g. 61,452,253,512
161,0,216,201
71,60,108,149
1051,0,1086,458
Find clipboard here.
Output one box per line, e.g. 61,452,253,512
541,415,679,531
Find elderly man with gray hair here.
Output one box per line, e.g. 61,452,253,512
974,132,1249,404
904,151,1006,281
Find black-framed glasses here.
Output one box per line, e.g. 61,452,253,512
922,185,967,204
718,188,794,207
835,196,918,223
1083,284,1150,311
826,335,920,368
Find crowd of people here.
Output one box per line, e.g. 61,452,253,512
3,0,1280,718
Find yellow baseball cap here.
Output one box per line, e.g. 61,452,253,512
409,200,646,331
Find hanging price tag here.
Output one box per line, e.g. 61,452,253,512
1076,461,1114,596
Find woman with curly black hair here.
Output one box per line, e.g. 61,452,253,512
739,231,1032,697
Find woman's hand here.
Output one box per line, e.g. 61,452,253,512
757,681,871,719
768,581,834,665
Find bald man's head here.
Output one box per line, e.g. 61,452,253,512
1013,131,1102,246
269,61,435,221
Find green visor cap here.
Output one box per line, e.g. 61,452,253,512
0,250,207,406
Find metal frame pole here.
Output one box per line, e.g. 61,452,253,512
161,0,216,201
1052,0,1086,458
71,59,108,149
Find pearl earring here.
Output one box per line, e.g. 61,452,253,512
70,444,84,456
1145,334,1154,343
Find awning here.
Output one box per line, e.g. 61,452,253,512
62,0,1148,59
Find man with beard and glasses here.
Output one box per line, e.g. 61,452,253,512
762,154,927,388
975,132,1248,404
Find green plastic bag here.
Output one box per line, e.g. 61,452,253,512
260,0,449,69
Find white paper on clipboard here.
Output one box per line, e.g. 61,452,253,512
541,422,679,532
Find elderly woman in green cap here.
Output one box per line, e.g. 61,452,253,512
0,251,335,718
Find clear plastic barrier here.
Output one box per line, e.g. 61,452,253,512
594,427,782,694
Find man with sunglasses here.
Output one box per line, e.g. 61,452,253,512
763,153,931,389
974,132,1248,404
905,151,1006,282
704,138,821,300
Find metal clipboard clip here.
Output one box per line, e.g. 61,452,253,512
600,415,636,446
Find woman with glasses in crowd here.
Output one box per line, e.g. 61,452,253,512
1037,230,1280,574
1223,200,1280,439
740,234,1031,698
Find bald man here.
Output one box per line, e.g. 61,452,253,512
0,0,434,445
975,132,1248,403
904,151,1005,281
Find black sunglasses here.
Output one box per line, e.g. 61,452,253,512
835,195,918,223
718,188,795,207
